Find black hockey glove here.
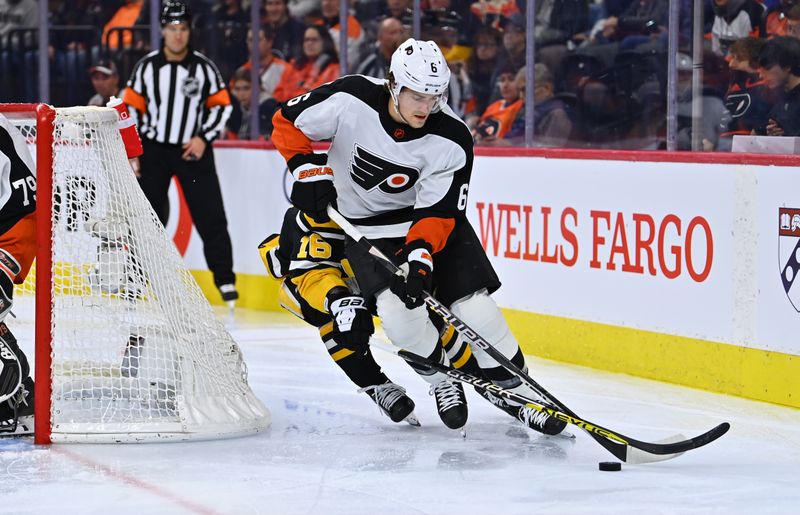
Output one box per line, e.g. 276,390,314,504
289,164,337,223
326,288,373,352
389,240,433,309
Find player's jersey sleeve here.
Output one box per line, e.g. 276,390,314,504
406,116,474,253
271,76,357,172
0,115,37,235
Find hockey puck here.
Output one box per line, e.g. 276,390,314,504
598,461,622,471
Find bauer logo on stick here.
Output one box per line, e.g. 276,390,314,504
779,207,800,312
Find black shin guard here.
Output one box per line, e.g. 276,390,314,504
322,329,389,389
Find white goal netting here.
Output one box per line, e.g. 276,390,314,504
4,105,270,442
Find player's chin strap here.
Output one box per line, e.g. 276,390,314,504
388,88,413,126
327,205,731,463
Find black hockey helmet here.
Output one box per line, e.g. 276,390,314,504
161,1,191,27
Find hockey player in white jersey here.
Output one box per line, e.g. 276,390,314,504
0,113,37,435
272,38,566,436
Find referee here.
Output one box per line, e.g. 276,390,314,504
123,1,238,304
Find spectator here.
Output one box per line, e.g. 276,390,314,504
0,0,38,102
468,0,519,30
194,0,249,78
427,0,479,46
273,25,340,102
577,0,668,66
676,52,732,150
319,0,365,67
264,0,306,61
357,0,412,32
50,0,115,106
241,25,288,100
784,3,800,39
211,0,248,24
473,64,523,142
386,0,412,20
288,0,318,22
87,58,124,106
759,36,800,136
507,64,573,147
711,0,766,56
490,12,527,98
355,17,405,79
102,0,147,50
498,11,527,70
465,27,502,121
766,0,799,36
532,0,590,85
0,0,37,41
722,37,773,141
226,66,276,140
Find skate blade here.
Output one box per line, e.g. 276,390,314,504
403,412,421,427
549,429,576,440
0,416,34,437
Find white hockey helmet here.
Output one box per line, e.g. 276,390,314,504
388,38,451,113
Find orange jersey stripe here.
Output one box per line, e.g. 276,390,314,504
206,88,231,109
407,217,456,254
123,88,147,113
272,109,314,163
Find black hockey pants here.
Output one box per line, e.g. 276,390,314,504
138,139,235,287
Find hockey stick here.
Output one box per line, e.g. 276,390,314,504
371,339,729,464
328,205,730,463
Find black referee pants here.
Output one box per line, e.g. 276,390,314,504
139,139,235,287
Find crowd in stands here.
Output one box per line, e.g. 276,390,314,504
3,0,800,150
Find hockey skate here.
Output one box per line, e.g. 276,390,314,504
218,284,239,310
0,377,34,436
430,379,468,433
476,387,567,436
360,381,420,426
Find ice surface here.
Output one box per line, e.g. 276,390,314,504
1,309,798,515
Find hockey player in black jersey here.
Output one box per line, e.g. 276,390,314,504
259,207,518,429
0,114,37,435
272,38,566,436
259,207,420,425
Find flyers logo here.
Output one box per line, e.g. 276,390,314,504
350,145,420,194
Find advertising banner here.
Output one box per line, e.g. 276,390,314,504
467,156,736,345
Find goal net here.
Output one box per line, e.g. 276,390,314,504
0,104,270,443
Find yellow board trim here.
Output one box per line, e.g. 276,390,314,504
191,270,280,311
504,308,799,409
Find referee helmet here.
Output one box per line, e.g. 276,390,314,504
161,1,191,26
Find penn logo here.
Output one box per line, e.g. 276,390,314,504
779,207,800,312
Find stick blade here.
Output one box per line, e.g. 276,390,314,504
625,433,687,464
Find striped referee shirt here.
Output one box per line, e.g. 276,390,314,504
124,48,232,145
